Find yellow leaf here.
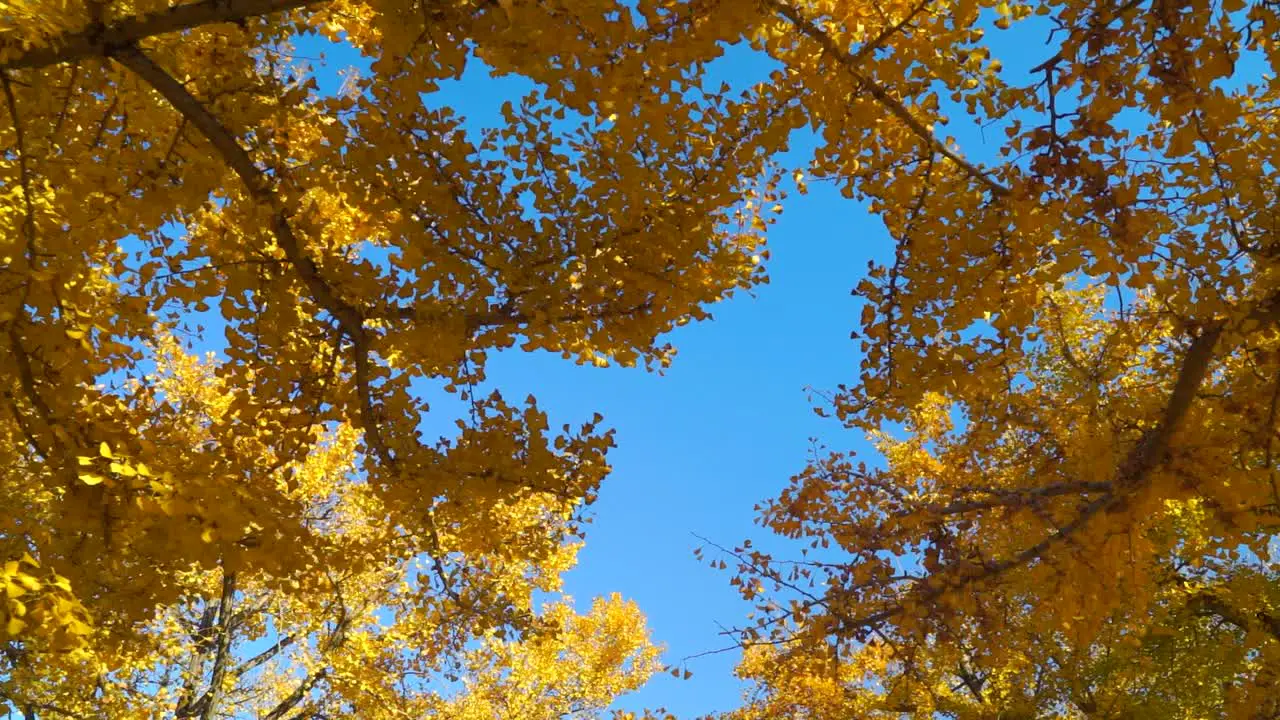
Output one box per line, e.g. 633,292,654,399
98,441,113,459
5,616,25,635
78,473,106,486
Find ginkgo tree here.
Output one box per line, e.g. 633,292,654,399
0,0,789,709
723,289,1280,718
11,0,1280,716
3,338,662,718
707,0,1280,717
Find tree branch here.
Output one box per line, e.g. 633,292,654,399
956,323,1225,580
231,633,296,678
1113,323,1222,490
765,0,1010,197
197,571,238,720
1,0,327,71
0,72,38,259
108,44,386,445
924,480,1113,517
1188,591,1280,641
176,572,238,719
175,602,220,716
831,316,1241,635
109,44,359,334
262,668,328,720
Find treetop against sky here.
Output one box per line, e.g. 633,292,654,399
3,0,1280,717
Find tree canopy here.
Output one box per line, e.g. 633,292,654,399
5,0,1280,717
711,0,1280,717
7,338,661,717
1,0,779,714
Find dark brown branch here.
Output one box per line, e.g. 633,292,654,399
1,0,327,71
958,322,1226,580
231,633,296,678
108,45,361,335
1188,592,1280,641
927,480,1113,516
51,62,82,137
956,664,986,704
175,603,220,716
1114,324,1222,490
106,45,493,508
109,44,383,444
262,668,328,720
5,329,57,451
177,572,238,719
848,0,934,67
197,572,238,720
26,702,91,720
1,72,38,258
375,299,656,333
0,74,65,469
830,315,1244,635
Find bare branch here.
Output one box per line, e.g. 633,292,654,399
231,633,296,678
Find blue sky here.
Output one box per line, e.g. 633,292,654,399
483,165,887,715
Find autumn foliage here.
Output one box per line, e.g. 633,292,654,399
4,0,1280,717
0,0,780,714
714,0,1280,718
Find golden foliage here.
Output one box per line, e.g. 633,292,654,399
3,339,660,717
713,0,1280,717
0,0,780,714
8,0,1280,716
